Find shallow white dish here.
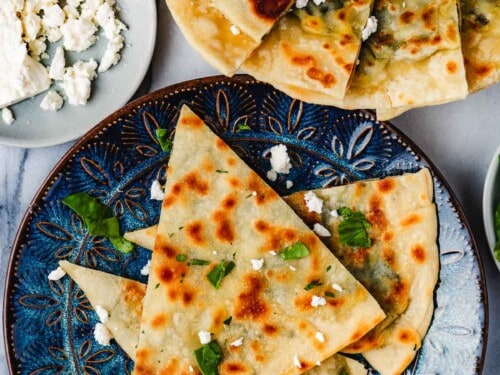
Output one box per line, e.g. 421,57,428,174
483,143,500,270
0,0,157,148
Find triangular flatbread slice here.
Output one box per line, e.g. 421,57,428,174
125,169,437,375
134,105,384,374
284,170,439,375
58,260,146,360
60,262,368,375
243,0,374,100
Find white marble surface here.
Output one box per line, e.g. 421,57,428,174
0,1,499,374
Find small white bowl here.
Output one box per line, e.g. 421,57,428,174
483,143,500,270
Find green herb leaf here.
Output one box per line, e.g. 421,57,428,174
337,207,371,248
236,123,251,131
207,260,235,289
155,283,160,289
304,279,323,291
155,129,172,152
325,291,335,298
326,265,332,272
194,341,222,375
216,169,228,174
62,192,134,254
190,259,211,266
223,316,232,325
176,254,187,262
279,242,309,260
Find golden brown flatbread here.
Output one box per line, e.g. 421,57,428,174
133,105,385,374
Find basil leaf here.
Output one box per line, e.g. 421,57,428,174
62,192,134,254
279,242,309,260
194,341,222,375
223,316,232,325
190,259,211,266
176,254,187,262
337,207,371,248
304,279,322,290
155,129,172,152
207,260,235,289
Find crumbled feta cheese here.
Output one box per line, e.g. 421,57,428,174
252,191,257,197
289,265,296,271
293,355,302,368
330,209,339,218
250,258,264,271
266,169,277,182
150,180,165,201
230,25,240,35
315,331,325,343
362,16,378,41
40,90,63,111
311,295,327,308
43,5,65,28
60,18,97,52
230,337,244,347
95,305,109,323
269,144,292,174
269,250,277,256
332,283,343,292
94,322,112,345
60,59,97,106
98,34,124,73
189,365,194,373
140,260,151,276
286,180,293,189
49,46,65,80
316,361,321,366
48,266,66,281
313,223,331,237
2,108,15,125
295,0,308,8
304,191,323,214
198,330,211,345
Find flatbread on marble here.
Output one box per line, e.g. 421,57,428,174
243,0,374,100
133,105,384,374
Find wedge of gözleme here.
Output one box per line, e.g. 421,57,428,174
132,105,384,374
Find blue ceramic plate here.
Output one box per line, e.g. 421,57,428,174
4,76,487,374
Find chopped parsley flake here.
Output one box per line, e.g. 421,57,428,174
325,292,335,298
236,123,251,131
176,254,187,262
304,279,323,291
207,260,235,289
279,242,309,260
190,259,211,266
216,169,228,173
155,129,172,152
223,316,233,326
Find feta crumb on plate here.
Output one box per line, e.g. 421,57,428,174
140,260,151,276
95,305,109,323
230,337,244,347
49,46,65,80
60,59,98,106
311,295,327,307
304,191,323,214
48,266,66,281
198,330,212,344
150,180,165,201
313,223,331,237
40,91,63,111
266,169,277,182
94,322,112,345
2,108,15,125
269,144,292,174
286,180,293,189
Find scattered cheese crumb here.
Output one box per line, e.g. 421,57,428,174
60,59,97,106
315,331,325,343
250,258,264,271
94,323,112,345
362,16,378,41
311,295,327,308
49,46,65,80
269,144,292,174
304,191,323,214
2,108,15,125
198,330,212,345
95,305,109,323
286,180,294,189
230,337,244,347
150,180,165,201
269,250,277,256
212,250,217,255
330,209,339,218
266,169,277,182
289,265,296,271
293,355,302,368
230,25,240,35
316,361,321,366
189,365,194,373
140,260,151,276
313,223,331,237
48,266,66,281
332,283,343,292
252,191,257,197
40,91,63,111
